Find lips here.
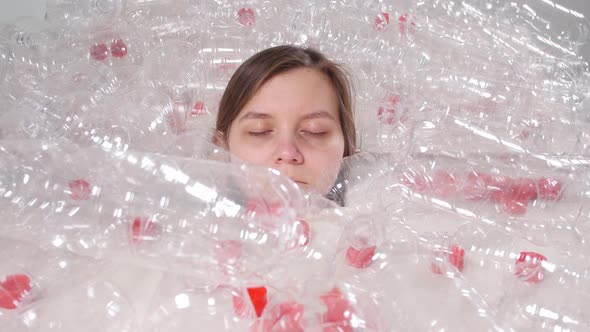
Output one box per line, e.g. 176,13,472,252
293,180,308,189
290,178,307,185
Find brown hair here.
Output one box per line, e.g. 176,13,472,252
216,45,356,157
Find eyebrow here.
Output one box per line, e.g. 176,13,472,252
238,111,272,122
302,111,337,121
238,110,337,123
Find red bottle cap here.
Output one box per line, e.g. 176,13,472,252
253,301,304,332
377,94,400,125
248,286,268,317
463,171,493,200
374,12,390,32
320,287,355,332
237,7,256,26
510,178,538,201
345,244,376,269
398,13,416,35
399,171,428,194
293,219,311,248
448,244,465,271
0,274,32,310
432,170,459,197
432,244,465,274
90,43,109,61
234,286,268,318
190,100,208,117
131,216,160,244
515,251,547,283
537,177,562,201
488,176,513,203
500,194,528,215
68,178,91,200
110,38,128,58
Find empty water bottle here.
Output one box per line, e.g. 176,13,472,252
45,0,126,26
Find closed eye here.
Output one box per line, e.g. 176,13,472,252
248,130,272,136
303,131,327,136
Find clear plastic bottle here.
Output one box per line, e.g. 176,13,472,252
197,0,272,32
0,39,14,98
63,20,145,67
422,225,590,332
347,0,587,161
141,273,253,331
0,237,104,312
0,62,120,141
0,48,53,104
374,155,588,252
0,140,306,285
70,85,181,151
2,280,136,331
0,83,185,153
125,1,205,48
255,278,383,331
45,0,127,26
0,0,588,330
466,0,590,58
142,40,207,128
193,34,258,95
0,17,63,55
332,222,511,331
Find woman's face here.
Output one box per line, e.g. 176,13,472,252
226,68,345,195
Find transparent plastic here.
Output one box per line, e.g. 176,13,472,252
0,0,588,330
0,140,307,286
45,0,126,26
373,154,589,252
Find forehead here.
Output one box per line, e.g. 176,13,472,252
242,68,339,117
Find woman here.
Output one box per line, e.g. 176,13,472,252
214,45,356,205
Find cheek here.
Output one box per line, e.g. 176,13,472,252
306,149,344,194
227,129,273,166
228,139,262,164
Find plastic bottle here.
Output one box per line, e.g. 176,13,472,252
0,237,104,311
2,89,73,139
422,225,590,332
349,0,586,160
0,83,185,152
254,278,383,331
70,86,181,151
45,0,126,26
332,221,512,331
372,154,588,252
141,273,253,331
263,202,351,291
197,0,273,32
64,20,145,67
193,34,258,95
0,17,64,55
126,1,206,48
142,40,207,126
1,280,136,331
466,0,590,58
0,48,54,104
0,0,587,331
45,61,121,97
0,140,306,285
0,40,14,93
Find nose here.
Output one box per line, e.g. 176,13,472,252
274,137,303,164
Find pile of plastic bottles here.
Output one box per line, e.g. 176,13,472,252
1,0,589,330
